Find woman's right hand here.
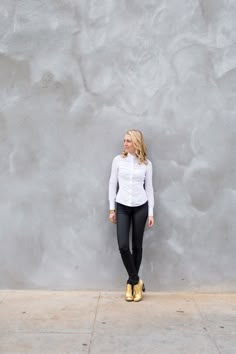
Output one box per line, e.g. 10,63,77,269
109,211,116,224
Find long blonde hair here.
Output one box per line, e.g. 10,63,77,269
121,129,148,164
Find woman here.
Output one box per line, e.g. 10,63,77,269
109,129,154,302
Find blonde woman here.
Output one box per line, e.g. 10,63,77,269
109,129,154,302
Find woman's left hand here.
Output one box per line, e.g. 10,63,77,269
147,216,154,227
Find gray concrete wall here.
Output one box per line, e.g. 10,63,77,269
0,0,235,291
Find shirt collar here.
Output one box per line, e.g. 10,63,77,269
127,152,136,159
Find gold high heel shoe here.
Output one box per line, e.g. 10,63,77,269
133,279,145,302
125,283,134,302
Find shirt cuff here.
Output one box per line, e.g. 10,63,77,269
110,201,115,210
148,206,153,217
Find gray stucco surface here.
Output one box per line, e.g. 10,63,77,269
0,1,235,291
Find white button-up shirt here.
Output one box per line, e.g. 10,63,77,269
109,153,154,216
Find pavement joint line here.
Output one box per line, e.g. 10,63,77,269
191,294,222,354
88,291,101,354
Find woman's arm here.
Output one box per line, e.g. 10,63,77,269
145,160,154,218
108,156,119,211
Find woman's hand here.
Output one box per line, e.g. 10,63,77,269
147,216,154,227
109,211,117,224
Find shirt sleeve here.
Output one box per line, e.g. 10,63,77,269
108,156,119,210
145,160,154,216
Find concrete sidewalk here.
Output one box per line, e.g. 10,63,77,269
0,290,235,354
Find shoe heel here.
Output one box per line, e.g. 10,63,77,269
142,283,146,292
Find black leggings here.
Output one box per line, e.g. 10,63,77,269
116,201,148,285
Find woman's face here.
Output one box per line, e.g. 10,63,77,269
123,134,135,154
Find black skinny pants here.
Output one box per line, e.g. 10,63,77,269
116,201,148,285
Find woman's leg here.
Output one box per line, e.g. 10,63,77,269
116,203,139,285
131,201,148,274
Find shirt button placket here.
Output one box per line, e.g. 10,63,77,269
129,158,134,205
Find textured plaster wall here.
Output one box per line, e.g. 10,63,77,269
0,0,235,291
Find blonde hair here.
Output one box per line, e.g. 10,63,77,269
121,129,148,164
